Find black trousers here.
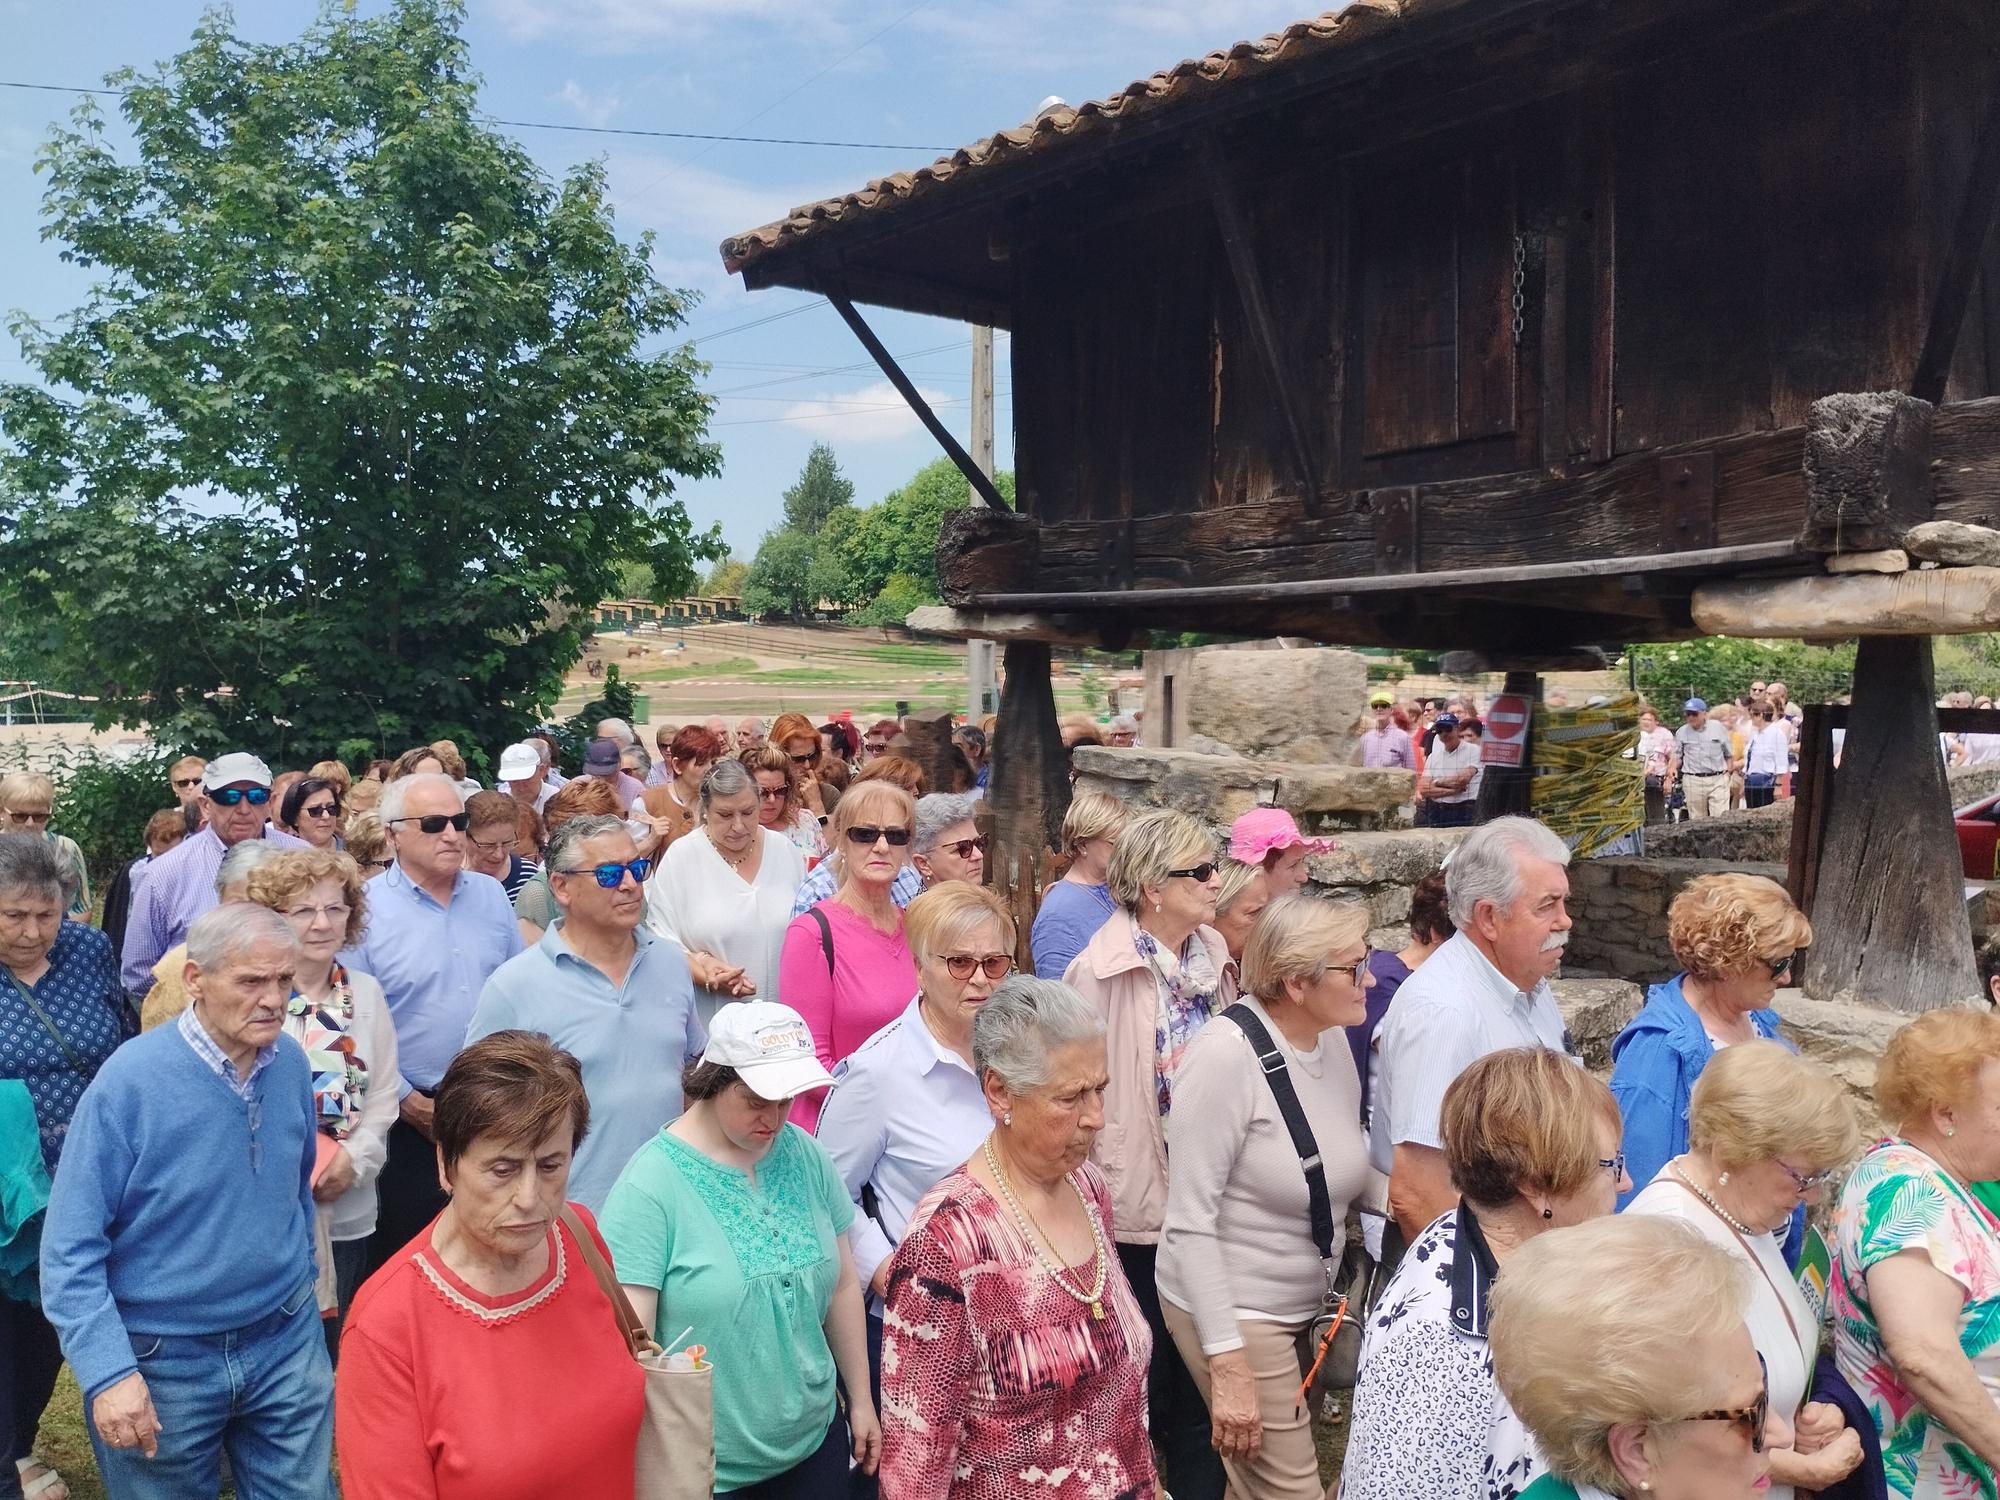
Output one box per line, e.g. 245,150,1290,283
0,1293,65,1500
365,1114,448,1276
722,1415,850,1498
1424,800,1479,828
1116,1242,1226,1500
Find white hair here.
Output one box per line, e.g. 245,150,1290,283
379,771,464,826
914,792,979,853
972,975,1106,1091
186,901,299,972
214,839,282,897
1444,816,1572,929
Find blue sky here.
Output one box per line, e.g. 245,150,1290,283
0,0,1314,562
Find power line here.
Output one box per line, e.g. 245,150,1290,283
708,338,967,394
683,300,829,343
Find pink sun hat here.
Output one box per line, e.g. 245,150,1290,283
1229,807,1337,865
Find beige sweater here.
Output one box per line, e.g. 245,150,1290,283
1156,994,1371,1354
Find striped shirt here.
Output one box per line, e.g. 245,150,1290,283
120,824,308,994
176,1003,276,1100
788,858,922,917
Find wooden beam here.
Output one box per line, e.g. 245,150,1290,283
1798,392,1935,554
827,291,1011,511
982,643,1071,973
1912,63,2000,404
1692,567,2000,639
904,605,1116,648
1195,134,1323,506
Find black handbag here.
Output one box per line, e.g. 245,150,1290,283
1221,1003,1379,1421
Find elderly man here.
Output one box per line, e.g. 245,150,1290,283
735,716,768,755
910,792,985,888
580,735,646,809
120,752,306,997
1105,713,1140,748
349,772,522,1269
1356,691,1415,769
1415,712,1482,827
701,714,734,754
1673,697,1736,819
41,904,332,1498
464,814,703,1211
1370,816,1579,1246
496,739,554,814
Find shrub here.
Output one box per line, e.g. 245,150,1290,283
0,741,182,889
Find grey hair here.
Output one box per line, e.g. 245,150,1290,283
0,833,64,905
185,901,300,971
597,717,637,745
1444,816,1573,929
545,813,631,876
214,838,282,897
698,756,757,816
379,771,464,826
972,975,1107,1092
1108,714,1139,735
913,792,979,853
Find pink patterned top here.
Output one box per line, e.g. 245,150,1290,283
879,1160,1155,1500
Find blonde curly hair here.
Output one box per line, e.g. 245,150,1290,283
1667,873,1811,982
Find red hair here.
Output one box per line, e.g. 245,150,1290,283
668,725,724,767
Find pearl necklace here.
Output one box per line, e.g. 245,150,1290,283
1668,1159,1758,1237
984,1141,1108,1320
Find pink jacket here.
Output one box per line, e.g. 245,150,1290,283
1062,909,1235,1245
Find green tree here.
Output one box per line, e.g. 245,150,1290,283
743,527,818,616
0,0,720,764
839,457,1015,603
701,555,750,597
1628,638,1858,708
849,573,929,636
781,441,856,532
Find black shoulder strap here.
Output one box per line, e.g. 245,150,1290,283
808,906,835,976
1222,1002,1338,1269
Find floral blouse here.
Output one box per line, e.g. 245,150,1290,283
879,1160,1155,1500
1832,1137,2000,1499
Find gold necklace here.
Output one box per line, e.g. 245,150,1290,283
984,1140,1107,1319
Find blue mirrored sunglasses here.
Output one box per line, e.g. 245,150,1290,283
207,787,271,807
558,858,651,889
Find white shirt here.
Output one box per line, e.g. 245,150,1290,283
1425,738,1484,804
644,827,805,1028
1963,733,2000,766
1747,721,1792,778
812,994,990,1303
1368,932,1576,1175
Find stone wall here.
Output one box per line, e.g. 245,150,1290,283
1306,829,1467,949
1140,642,1370,761
1071,746,1414,832
1565,856,1790,985
1644,806,1793,862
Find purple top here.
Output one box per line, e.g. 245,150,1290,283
120,823,308,994
1358,725,1415,769
1349,949,1414,1123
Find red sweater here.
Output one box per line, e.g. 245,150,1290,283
335,1205,644,1500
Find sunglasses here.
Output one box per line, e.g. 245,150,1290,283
939,836,987,859
558,858,652,889
789,751,819,766
172,776,203,790
943,953,1014,981
1166,862,1218,882
300,801,342,820
757,787,789,801
845,825,912,847
5,809,51,825
208,787,272,807
389,811,468,834
1684,1353,1770,1453
359,858,392,872
1766,951,1800,978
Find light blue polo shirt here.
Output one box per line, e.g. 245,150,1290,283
464,923,705,1211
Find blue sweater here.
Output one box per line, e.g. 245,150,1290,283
39,1022,317,1401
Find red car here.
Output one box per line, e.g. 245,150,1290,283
1957,793,2000,880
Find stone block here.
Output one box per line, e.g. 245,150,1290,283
1072,747,1415,832
1774,990,1917,1139
1306,829,1464,887
1552,977,1645,1073
1644,808,1793,862
1905,519,2000,569
1182,646,1371,763
1824,549,1910,575
1367,882,1414,926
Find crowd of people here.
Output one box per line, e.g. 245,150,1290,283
1,693,1998,1500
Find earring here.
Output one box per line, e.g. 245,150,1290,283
1003,1112,1012,1126
1947,1127,1957,1138
1718,1171,1729,1186
1541,1205,1553,1220
1639,1485,1652,1494
1154,901,1162,913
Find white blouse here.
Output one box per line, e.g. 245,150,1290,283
645,827,805,1028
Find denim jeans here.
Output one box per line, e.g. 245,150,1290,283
89,1277,334,1500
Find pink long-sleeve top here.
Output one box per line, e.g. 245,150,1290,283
778,898,916,1132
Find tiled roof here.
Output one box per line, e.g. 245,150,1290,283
719,1,1415,275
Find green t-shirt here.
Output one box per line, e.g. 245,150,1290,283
512,869,556,929
600,1123,854,1491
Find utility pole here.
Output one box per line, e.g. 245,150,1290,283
967,324,999,722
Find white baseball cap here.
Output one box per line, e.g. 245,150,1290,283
201,752,273,791
699,1001,836,1102
497,742,540,780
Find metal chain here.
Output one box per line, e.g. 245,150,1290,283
1511,234,1527,347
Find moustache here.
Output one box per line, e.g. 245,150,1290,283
1539,931,1570,954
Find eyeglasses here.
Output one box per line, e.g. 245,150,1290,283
939,836,987,859
4,809,51,826
466,832,513,856
1766,951,1800,978
1775,1158,1835,1196
172,776,203,790
557,858,652,889
943,953,1014,981
1682,1353,1771,1453
300,801,341,820
388,811,468,834
845,825,912,847
1166,862,1218,882
1321,949,1373,985
359,858,392,872
208,787,272,807
789,751,819,767
1597,1150,1627,1180
864,740,890,752
757,787,789,801
284,903,352,925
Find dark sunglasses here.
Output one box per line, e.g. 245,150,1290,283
171,776,203,789
845,825,912,847
389,811,469,834
943,953,1014,981
1685,1353,1770,1453
1767,951,1800,978
300,801,342,820
940,836,987,859
557,858,651,889
1167,862,1218,882
789,751,819,766
208,787,271,807
359,858,392,872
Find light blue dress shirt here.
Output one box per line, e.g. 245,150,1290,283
812,994,990,1300
464,923,705,1212
346,862,522,1098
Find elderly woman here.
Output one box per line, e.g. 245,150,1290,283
778,781,919,1132
137,838,286,1031
336,1032,644,1498
1610,874,1811,1217
1228,808,1334,899
1030,791,1129,980
461,791,535,900
747,744,827,862
602,1001,878,1495
243,848,398,1335
1160,894,1373,1499
1339,1047,1627,1500
646,758,806,1026
1626,1041,1864,1498
278,776,344,849
911,792,984,889
1208,858,1269,974
385,745,445,781
1490,1214,1792,1499
1064,807,1234,1500
0,773,88,920
879,975,1155,1499
1,836,129,1500
635,723,724,855
511,777,621,943
342,811,391,879
1831,1010,2000,1498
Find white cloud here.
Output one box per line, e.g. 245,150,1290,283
555,79,622,127
774,379,953,441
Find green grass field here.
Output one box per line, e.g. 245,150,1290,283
628,656,759,683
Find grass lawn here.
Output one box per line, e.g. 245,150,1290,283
628,655,758,682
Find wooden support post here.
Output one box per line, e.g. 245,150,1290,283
1803,637,1978,1010
899,707,958,797
1912,65,2000,405
982,642,1071,972
1476,671,1539,822
1786,704,1836,919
